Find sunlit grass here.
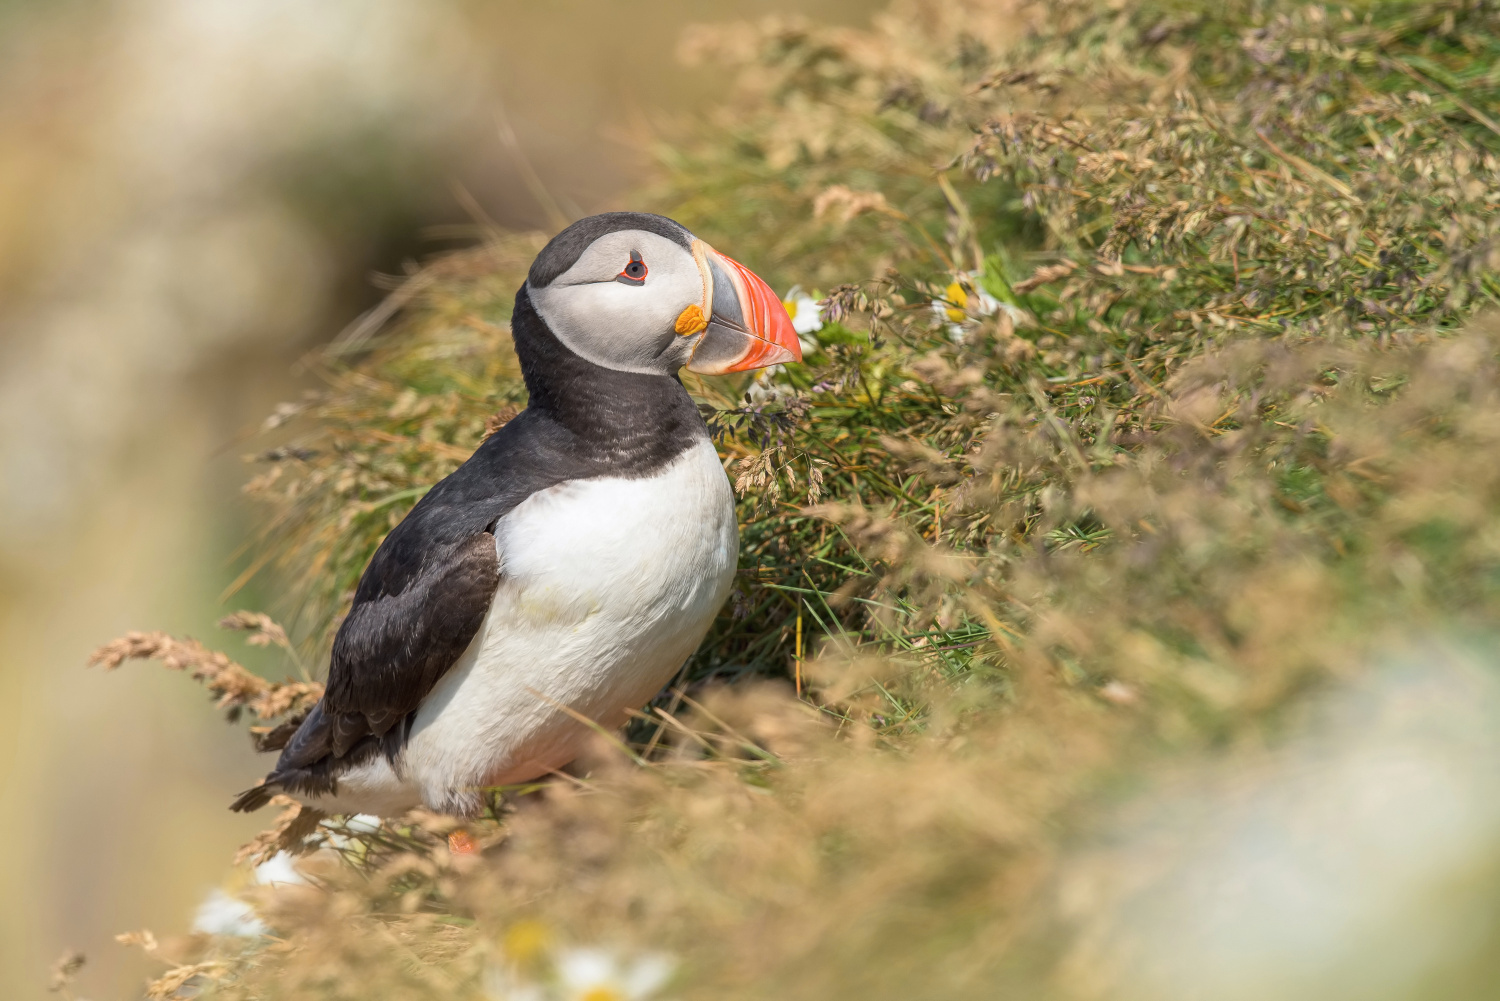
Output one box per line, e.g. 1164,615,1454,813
89,1,1500,998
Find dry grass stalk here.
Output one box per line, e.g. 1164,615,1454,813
89,629,321,720
46,951,85,999
234,796,327,867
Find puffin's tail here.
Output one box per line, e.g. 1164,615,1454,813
230,700,328,813
229,701,398,813
230,779,281,813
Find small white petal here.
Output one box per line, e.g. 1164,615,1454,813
783,287,824,336
972,289,1002,316
192,889,268,937
346,814,382,834
254,851,308,886
621,953,676,998
790,299,823,335
555,947,619,991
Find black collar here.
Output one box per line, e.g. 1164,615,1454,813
510,284,706,472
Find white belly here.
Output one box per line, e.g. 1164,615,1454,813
315,437,737,816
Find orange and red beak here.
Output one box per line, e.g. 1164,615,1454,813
684,241,802,375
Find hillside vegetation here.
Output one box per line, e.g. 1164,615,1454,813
94,1,1500,998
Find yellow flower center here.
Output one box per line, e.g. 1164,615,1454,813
943,281,968,322
501,920,552,965
579,988,625,1001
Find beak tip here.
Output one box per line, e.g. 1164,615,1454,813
769,315,802,366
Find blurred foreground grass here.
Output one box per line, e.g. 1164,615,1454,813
94,1,1500,998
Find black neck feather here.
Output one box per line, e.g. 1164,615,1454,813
510,283,705,471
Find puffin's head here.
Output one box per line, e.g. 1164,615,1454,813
526,212,802,377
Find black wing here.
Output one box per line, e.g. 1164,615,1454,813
324,529,500,753
230,409,603,811
229,531,500,812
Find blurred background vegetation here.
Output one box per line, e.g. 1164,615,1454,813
0,1,879,997
11,0,1500,999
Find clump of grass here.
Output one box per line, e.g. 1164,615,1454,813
93,1,1500,998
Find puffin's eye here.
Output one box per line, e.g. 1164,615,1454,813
616,251,647,286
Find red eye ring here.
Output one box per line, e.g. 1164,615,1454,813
616,250,647,286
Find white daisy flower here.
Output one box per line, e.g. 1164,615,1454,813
253,851,308,886
191,847,312,938
322,812,383,850
782,286,823,353
345,813,382,834
932,275,1023,341
485,919,554,1001
554,947,675,1001
253,852,309,882
191,889,268,937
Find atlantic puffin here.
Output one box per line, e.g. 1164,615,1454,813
233,212,801,818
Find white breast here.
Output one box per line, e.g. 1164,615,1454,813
384,436,738,813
